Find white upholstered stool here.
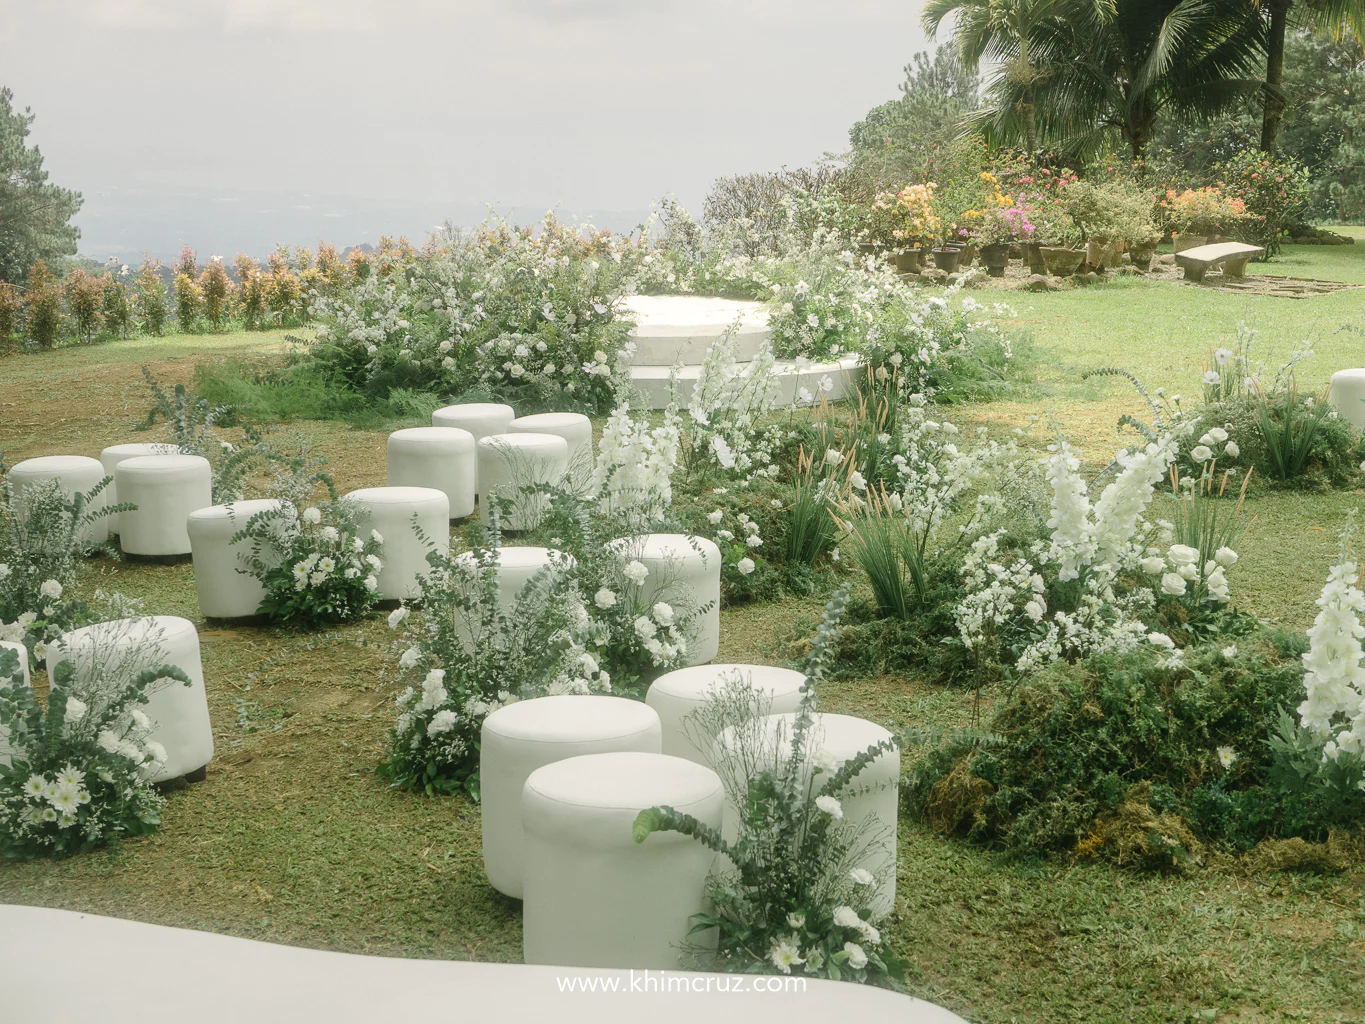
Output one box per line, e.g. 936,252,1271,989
6,455,110,546
1329,369,1365,429
716,711,898,916
47,616,214,782
114,454,213,557
613,534,721,666
521,751,723,969
342,487,450,601
646,664,807,765
481,695,662,899
99,443,180,532
507,413,593,492
451,546,575,646
387,427,476,519
0,640,32,767
476,433,568,531
187,499,289,619
432,403,515,493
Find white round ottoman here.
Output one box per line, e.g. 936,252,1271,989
646,664,807,765
476,433,569,531
481,695,662,899
187,499,289,619
6,455,110,546
47,616,213,782
522,751,724,969
0,640,32,767
1329,369,1365,429
508,413,594,492
432,403,515,493
100,443,180,532
614,534,721,666
717,711,898,916
342,486,450,601
387,427,476,519
114,454,213,557
451,546,576,649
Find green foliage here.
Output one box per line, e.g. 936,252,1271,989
905,639,1362,858
0,88,82,286
1255,387,1337,482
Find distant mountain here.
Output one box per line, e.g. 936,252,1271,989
72,182,656,264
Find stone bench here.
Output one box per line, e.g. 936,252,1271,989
1174,241,1265,282
0,905,969,1023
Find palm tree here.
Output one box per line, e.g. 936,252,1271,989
923,0,1107,154
1258,1,1365,153
940,0,1266,160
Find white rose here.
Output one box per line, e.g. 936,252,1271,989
736,557,755,575
1160,573,1187,596
40,579,63,600
302,507,322,524
1140,556,1166,575
1190,445,1213,463
1214,546,1238,567
1166,544,1199,566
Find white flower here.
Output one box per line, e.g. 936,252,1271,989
818,375,834,394
144,740,167,764
794,279,810,295
399,647,422,670
736,557,755,575
39,579,62,600
302,507,322,524
1225,441,1240,458
745,534,763,548
633,615,657,640
96,730,120,753
1160,573,1187,596
1191,445,1213,463
1140,555,1166,575
1213,347,1232,365
594,588,617,609
707,509,724,525
49,785,81,814
1147,631,1176,650
64,696,87,723
0,564,8,579
364,575,379,591
768,938,804,974
1221,645,1238,658
652,602,675,626
1166,544,1200,567
370,530,384,545
843,942,869,969
825,448,844,466
1214,546,1239,567
787,911,806,929
1217,746,1237,769
22,774,45,797
1207,427,1228,443
849,470,867,490
815,794,843,819
1202,370,1221,386
1023,599,1045,622
388,607,409,629
320,525,339,542
850,867,875,887
427,710,458,736
623,560,649,585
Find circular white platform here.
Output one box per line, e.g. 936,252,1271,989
624,295,771,366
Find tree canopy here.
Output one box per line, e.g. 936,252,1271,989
0,87,82,285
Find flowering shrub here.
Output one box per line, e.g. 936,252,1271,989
199,255,233,331
632,591,908,983
884,182,941,245
306,215,641,414
0,636,191,858
381,530,596,798
1215,150,1310,258
233,502,383,626
1158,186,1247,237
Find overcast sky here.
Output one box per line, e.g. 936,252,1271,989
0,0,933,259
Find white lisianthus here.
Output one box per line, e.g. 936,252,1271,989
144,740,167,764
745,534,763,548
849,867,875,887
1166,544,1200,566
1190,445,1213,463
371,530,384,545
388,607,409,629
320,526,339,542
652,602,675,626
1225,441,1240,458
427,710,458,736
843,943,869,970
1207,427,1229,443
849,470,867,490
633,615,657,640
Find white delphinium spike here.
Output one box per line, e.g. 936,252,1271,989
1044,441,1095,581
1091,432,1181,567
1300,517,1365,760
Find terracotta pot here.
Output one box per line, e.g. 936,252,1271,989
1023,242,1047,274
1038,246,1086,277
893,249,921,274
857,242,881,257
1129,243,1156,271
930,248,961,272
1173,233,1207,253
958,243,977,267
981,243,1010,278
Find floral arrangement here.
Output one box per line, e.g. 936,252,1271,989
0,471,137,666
631,590,907,983
0,632,191,858
1158,186,1248,237
233,501,384,626
589,400,682,518
308,214,642,414
381,526,596,798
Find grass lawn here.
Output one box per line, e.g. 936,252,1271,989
3,254,1365,1023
